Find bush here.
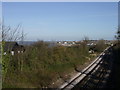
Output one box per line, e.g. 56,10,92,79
93,39,107,52
3,41,91,88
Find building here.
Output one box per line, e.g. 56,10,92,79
57,41,76,46
3,42,25,55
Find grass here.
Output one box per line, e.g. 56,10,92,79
2,41,106,88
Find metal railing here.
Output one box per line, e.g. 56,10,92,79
58,46,111,90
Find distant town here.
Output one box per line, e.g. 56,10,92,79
56,40,113,46
17,40,114,46
1,40,114,56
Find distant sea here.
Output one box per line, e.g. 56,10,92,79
18,41,36,45
17,41,57,47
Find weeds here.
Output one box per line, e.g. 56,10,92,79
2,40,106,88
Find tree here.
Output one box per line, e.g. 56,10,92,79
94,39,106,52
83,36,89,44
1,22,26,81
115,27,120,42
2,23,25,41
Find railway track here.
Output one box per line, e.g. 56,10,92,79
58,46,113,90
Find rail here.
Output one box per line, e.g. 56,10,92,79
58,46,111,90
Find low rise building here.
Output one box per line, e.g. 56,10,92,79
3,42,25,55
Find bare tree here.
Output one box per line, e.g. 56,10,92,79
83,36,89,44
115,27,120,41
2,22,25,41
21,29,26,44
1,21,26,81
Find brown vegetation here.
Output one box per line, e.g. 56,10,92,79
2,40,107,88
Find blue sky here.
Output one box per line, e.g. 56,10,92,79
3,2,118,41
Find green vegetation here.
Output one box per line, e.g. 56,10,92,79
2,40,107,88
112,27,120,88
112,43,120,88
1,41,11,82
89,39,107,53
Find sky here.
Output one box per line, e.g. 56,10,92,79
118,2,120,26
2,2,118,41
2,0,120,2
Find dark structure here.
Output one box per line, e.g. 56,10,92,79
3,42,25,55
